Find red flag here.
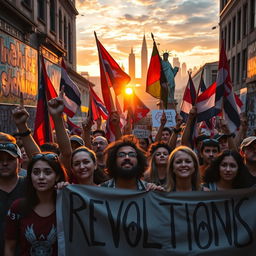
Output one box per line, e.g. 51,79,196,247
124,92,150,123
94,32,130,100
34,57,58,146
66,118,82,135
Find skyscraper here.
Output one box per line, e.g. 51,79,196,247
129,47,135,82
141,34,148,86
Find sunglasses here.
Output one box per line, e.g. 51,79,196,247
0,143,18,153
117,152,137,158
32,153,59,161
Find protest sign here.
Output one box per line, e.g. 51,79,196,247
151,110,176,127
57,185,256,256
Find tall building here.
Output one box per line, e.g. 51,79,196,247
129,47,135,82
181,62,187,78
0,0,92,133
141,34,148,86
219,0,256,134
173,57,181,81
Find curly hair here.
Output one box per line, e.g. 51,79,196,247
204,150,249,188
104,135,147,179
166,146,201,192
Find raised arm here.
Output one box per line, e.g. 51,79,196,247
234,113,248,148
109,111,122,140
181,106,197,148
48,87,72,174
168,113,183,151
81,118,93,149
155,111,167,142
12,93,41,158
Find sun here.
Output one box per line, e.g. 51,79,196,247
125,87,133,95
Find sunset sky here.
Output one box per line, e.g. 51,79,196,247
76,0,220,79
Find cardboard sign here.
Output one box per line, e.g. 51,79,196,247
151,109,176,127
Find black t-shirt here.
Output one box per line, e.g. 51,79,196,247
243,168,256,187
0,177,26,254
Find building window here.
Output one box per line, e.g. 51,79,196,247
38,0,45,21
243,3,248,36
211,70,217,84
231,56,235,83
250,0,256,30
242,49,247,81
228,22,231,50
59,9,62,42
237,10,241,42
236,53,240,83
224,26,227,49
50,0,56,32
68,22,72,63
64,17,67,49
232,16,236,46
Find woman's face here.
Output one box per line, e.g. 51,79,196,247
172,151,195,179
31,160,58,192
72,151,96,181
219,155,238,182
154,147,169,166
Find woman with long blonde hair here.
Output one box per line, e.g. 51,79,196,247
166,146,201,192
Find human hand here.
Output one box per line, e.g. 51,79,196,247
110,111,120,126
12,92,30,126
160,111,167,126
55,181,70,190
146,183,165,191
48,86,65,117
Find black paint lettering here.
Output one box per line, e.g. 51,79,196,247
159,202,182,248
211,200,232,246
89,199,105,246
123,201,142,247
193,202,213,249
185,203,193,251
69,192,90,245
105,200,124,248
142,198,162,249
233,198,253,247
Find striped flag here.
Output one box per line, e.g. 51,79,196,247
180,72,196,122
89,87,109,121
146,33,168,109
215,41,240,132
60,59,81,117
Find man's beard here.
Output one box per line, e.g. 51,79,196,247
113,161,139,179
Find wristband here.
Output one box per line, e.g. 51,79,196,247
18,129,32,137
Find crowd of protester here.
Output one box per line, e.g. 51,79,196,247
1,90,256,255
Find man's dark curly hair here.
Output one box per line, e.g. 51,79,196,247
104,135,147,179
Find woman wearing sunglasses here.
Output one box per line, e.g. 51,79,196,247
165,146,202,192
4,152,68,256
203,150,249,191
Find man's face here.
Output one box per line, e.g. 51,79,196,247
219,137,229,152
161,131,171,143
201,146,219,165
92,137,108,158
115,146,138,179
0,152,19,179
243,141,256,163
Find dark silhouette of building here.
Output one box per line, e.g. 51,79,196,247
141,34,148,86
